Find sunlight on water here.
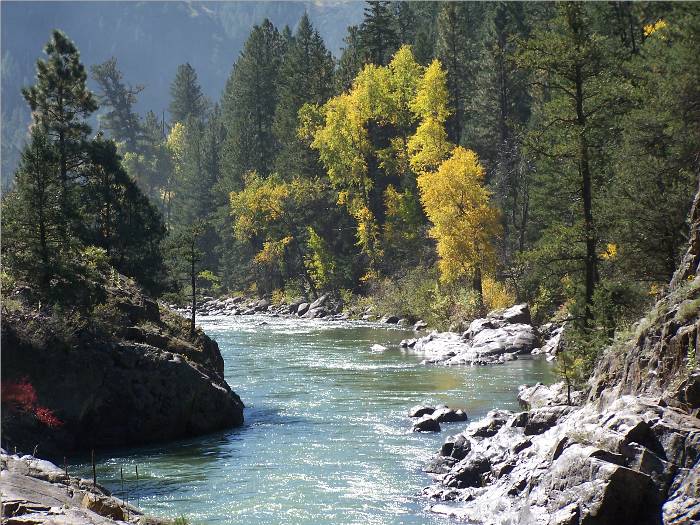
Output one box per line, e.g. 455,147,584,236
76,314,554,524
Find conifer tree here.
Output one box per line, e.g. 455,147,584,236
273,13,334,178
435,2,485,144
169,63,207,123
90,57,144,152
22,30,98,220
2,129,66,287
222,19,286,184
517,3,626,321
358,1,399,66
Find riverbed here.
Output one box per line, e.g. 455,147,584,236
78,315,554,524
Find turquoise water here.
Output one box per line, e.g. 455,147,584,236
77,315,554,524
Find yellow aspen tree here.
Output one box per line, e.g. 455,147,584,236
408,59,453,174
417,147,501,302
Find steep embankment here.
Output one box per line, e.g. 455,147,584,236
422,187,700,524
1,275,244,457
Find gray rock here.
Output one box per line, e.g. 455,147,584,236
444,454,490,488
413,320,428,331
425,455,459,474
309,294,328,310
296,302,310,316
431,407,468,423
413,415,441,432
409,405,435,418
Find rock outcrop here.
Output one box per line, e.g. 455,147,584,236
0,451,173,524
421,187,700,523
413,304,539,365
1,276,244,457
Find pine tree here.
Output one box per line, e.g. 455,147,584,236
435,2,485,145
358,1,399,66
22,30,98,221
90,57,144,152
2,129,67,287
273,13,334,178
336,26,364,92
517,3,626,321
222,19,286,184
169,63,207,123
79,135,167,294
469,2,533,262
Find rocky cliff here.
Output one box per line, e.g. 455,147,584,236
422,185,700,524
1,274,244,457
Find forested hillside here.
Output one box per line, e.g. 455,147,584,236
2,1,699,386
0,0,365,187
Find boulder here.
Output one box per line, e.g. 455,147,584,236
498,303,532,325
413,415,441,432
303,307,328,319
288,297,306,314
425,455,458,474
380,315,400,324
309,294,328,310
413,320,428,331
296,302,310,316
523,406,573,435
1,282,244,456
254,298,270,311
449,434,472,460
444,454,491,488
431,407,468,423
409,405,435,418
469,410,511,438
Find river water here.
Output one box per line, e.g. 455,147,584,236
78,315,554,525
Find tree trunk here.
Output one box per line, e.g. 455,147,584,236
190,245,196,336
575,64,597,323
473,264,484,313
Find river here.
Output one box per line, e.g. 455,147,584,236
77,314,554,524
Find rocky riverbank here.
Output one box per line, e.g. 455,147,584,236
1,274,244,458
419,189,700,524
0,450,172,524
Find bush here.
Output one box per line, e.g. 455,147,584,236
371,266,517,330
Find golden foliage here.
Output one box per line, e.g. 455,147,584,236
418,147,501,284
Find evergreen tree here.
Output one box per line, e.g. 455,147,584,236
470,2,532,262
2,129,67,287
222,19,286,184
167,220,207,335
79,135,167,294
609,7,700,284
122,110,171,205
22,30,98,220
336,26,364,92
273,13,334,178
169,63,207,123
435,2,485,144
517,3,627,322
90,57,143,152
358,1,399,66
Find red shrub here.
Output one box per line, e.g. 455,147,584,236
2,377,63,428
1,377,38,410
34,407,64,428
